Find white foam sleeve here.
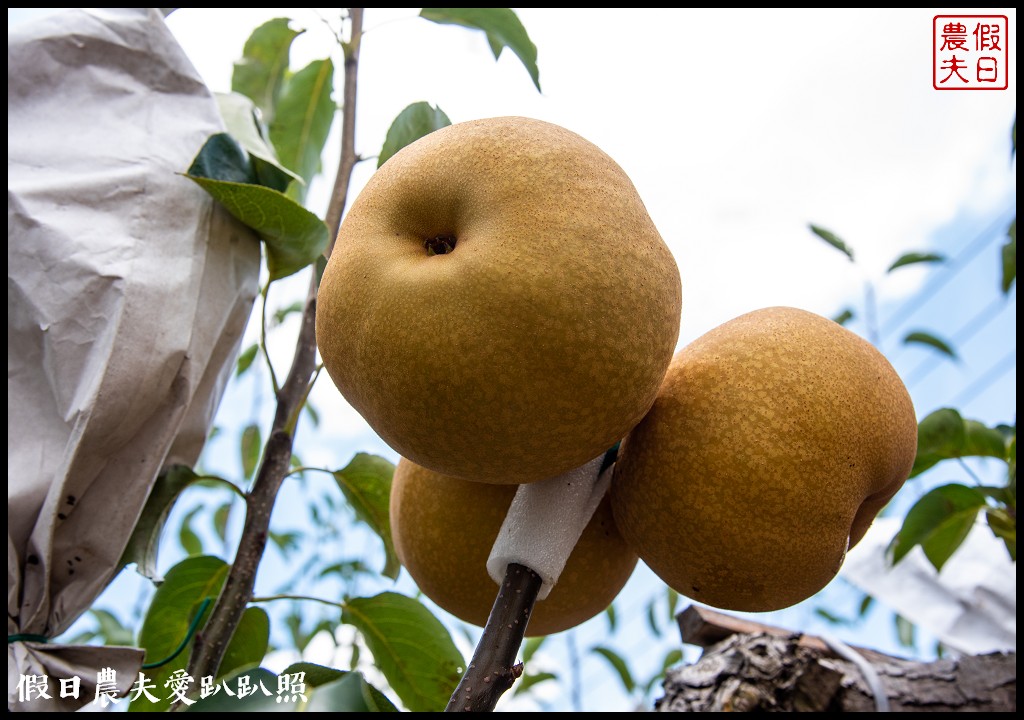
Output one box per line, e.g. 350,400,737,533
486,453,611,600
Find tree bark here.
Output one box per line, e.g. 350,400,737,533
657,605,1016,712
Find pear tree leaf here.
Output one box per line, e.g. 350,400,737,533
342,592,464,712
378,102,452,168
333,454,400,579
513,671,557,696
911,409,1008,477
590,646,635,693
604,603,617,632
187,132,257,185
133,557,269,711
963,420,1010,460
832,307,855,326
232,17,302,123
814,607,845,624
522,635,546,663
120,465,205,581
88,609,135,647
271,59,336,201
887,252,946,272
809,224,855,261
420,8,540,91
179,505,204,556
241,423,262,479
306,671,400,712
858,594,875,617
903,331,957,359
895,614,915,648
985,507,1016,560
185,171,329,281
215,92,300,192
272,300,306,326
212,501,232,543
887,484,988,571
666,586,680,621
1003,218,1016,294
236,342,259,376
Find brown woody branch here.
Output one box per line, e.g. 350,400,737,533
445,563,542,712
181,7,364,692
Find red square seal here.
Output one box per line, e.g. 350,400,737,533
934,15,1009,90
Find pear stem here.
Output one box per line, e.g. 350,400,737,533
445,563,542,712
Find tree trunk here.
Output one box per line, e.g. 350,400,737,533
657,606,1016,712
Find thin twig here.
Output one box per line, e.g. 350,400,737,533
180,7,364,693
445,563,542,712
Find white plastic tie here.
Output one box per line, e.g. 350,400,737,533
486,453,611,600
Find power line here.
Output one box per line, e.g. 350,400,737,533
950,349,1017,408
902,295,1011,387
880,209,1014,339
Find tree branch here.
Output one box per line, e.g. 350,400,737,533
181,6,364,692
445,563,542,712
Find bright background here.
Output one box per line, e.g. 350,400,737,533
10,7,1016,711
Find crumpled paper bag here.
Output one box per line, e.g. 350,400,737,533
8,8,261,711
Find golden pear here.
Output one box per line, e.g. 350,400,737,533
611,307,917,612
390,458,638,636
316,117,680,484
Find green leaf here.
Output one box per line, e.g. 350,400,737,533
661,648,683,672
963,420,1010,459
903,330,957,359
134,557,269,711
333,454,400,579
985,507,1016,561
212,501,231,543
188,132,258,185
179,505,204,556
591,645,635,693
241,423,262,479
1003,218,1016,294
858,594,874,617
420,8,541,91
513,671,557,696
281,662,345,689
232,17,302,124
216,92,300,192
888,484,988,571
911,409,1009,477
185,174,329,281
809,224,855,261
895,614,915,648
522,635,545,663
270,59,336,201
89,609,135,647
645,598,660,636
237,343,259,377
887,252,946,272
269,530,301,558
604,603,617,632
832,307,855,326
814,607,845,624
306,671,400,712
666,586,680,622
120,465,203,581
184,667,283,712
378,102,452,168
272,300,305,326
342,592,464,712
304,401,320,428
